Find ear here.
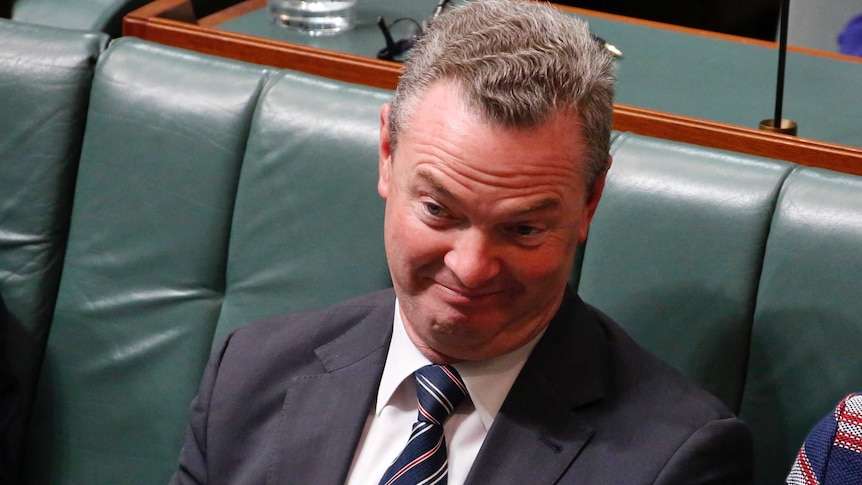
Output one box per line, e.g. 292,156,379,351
578,155,611,243
378,103,392,200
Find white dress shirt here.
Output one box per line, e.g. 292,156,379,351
345,299,544,485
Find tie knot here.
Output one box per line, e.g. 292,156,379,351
414,364,468,426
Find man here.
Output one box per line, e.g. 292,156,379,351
172,1,753,483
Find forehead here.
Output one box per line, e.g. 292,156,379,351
393,84,586,202
396,81,588,181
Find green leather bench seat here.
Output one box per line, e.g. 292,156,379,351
214,70,392,343
3,24,862,484
579,134,793,412
0,18,108,478
23,38,272,483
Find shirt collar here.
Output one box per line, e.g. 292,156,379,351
376,299,545,430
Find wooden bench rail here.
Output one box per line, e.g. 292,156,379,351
123,0,862,175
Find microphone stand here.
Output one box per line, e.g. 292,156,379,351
760,0,798,135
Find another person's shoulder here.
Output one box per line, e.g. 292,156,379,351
787,392,862,484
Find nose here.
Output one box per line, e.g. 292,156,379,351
443,228,502,290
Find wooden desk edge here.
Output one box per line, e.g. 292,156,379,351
614,105,862,175
124,6,401,89
124,0,862,175
125,0,187,22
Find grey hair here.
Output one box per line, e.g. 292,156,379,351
389,0,616,188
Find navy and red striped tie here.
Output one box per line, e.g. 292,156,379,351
378,364,468,485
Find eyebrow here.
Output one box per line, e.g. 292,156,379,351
416,170,453,198
514,198,561,216
416,170,561,216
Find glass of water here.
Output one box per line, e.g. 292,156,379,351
268,0,357,35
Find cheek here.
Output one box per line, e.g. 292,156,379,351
514,253,562,281
509,238,577,285
385,205,447,266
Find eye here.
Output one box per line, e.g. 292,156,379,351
417,200,456,227
514,225,539,236
424,202,444,216
503,223,548,245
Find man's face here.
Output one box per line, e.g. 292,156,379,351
378,80,606,362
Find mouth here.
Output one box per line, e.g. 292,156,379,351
433,281,506,303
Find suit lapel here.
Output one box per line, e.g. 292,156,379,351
465,291,610,485
267,296,394,485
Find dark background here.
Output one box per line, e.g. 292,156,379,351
556,0,783,40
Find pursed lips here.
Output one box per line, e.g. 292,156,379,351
432,280,507,303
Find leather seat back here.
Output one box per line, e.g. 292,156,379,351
212,70,392,343
12,0,152,37
23,38,272,484
579,132,794,412
21,37,393,484
0,18,107,477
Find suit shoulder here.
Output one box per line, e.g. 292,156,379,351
221,289,395,362
586,303,738,422
566,302,753,481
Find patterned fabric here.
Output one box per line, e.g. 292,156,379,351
379,364,468,485
787,393,862,484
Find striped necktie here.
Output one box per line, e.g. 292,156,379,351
379,364,468,485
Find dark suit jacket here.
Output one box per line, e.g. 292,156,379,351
0,294,18,484
172,288,753,484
